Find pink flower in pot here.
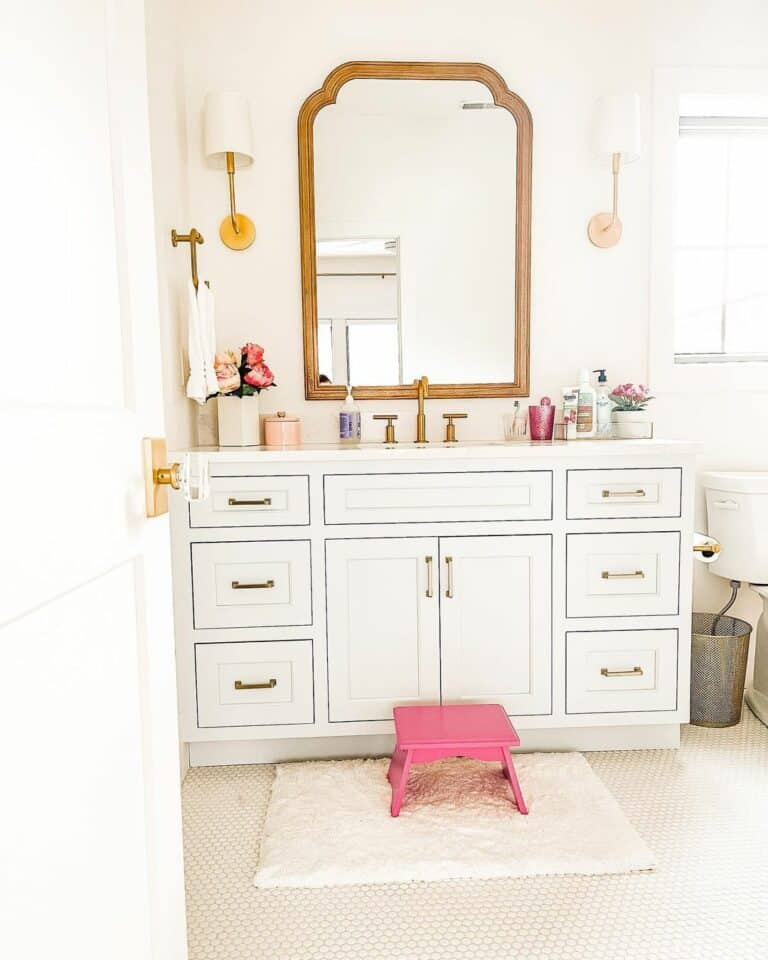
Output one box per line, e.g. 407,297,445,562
244,362,275,389
242,342,264,367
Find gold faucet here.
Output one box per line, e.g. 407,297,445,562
414,375,429,442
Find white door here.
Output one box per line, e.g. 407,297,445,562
326,538,440,721
0,4,187,960
440,536,552,715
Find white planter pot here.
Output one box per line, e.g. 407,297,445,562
610,410,651,439
217,395,261,446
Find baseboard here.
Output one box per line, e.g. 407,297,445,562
187,724,681,767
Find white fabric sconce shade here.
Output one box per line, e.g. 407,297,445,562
594,93,641,162
588,93,641,248
203,92,256,249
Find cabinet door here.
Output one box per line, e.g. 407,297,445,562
440,535,552,715
326,538,440,721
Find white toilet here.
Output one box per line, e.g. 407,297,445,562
701,472,768,726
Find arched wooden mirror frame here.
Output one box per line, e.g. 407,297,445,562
298,61,532,400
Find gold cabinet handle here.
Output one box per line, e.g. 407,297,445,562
601,666,643,678
231,579,275,590
601,570,645,580
228,497,272,506
445,555,454,598
425,555,434,598
234,678,277,690
602,489,646,498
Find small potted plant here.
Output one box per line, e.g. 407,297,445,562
214,342,276,446
609,383,654,439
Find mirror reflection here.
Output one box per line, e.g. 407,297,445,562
312,78,519,388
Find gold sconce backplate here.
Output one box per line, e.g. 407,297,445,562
220,212,256,250
588,212,623,248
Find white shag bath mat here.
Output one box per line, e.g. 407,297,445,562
254,753,654,888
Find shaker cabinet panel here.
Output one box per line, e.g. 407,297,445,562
325,538,440,721
439,535,552,715
566,532,680,619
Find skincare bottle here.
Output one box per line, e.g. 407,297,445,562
576,368,596,437
561,386,579,440
339,386,361,444
593,369,612,437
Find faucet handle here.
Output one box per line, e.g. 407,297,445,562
373,414,399,444
442,412,468,443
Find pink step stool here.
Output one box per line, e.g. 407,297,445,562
387,703,528,817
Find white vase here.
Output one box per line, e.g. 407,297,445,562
610,410,651,439
217,395,261,446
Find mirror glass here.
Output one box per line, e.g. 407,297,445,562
312,78,519,389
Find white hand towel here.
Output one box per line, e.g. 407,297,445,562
186,280,218,404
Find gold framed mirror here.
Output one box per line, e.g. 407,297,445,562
298,61,532,400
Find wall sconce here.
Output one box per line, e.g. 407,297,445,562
204,92,256,250
587,94,641,248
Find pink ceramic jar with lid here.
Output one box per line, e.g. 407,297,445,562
263,411,301,448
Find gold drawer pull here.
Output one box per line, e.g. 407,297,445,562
425,555,434,598
601,570,645,580
231,579,275,590
234,678,277,690
602,489,646,498
601,666,643,678
445,555,454,599
228,497,272,506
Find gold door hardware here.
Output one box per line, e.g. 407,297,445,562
171,228,204,291
693,542,721,555
602,488,646,498
442,413,468,443
425,556,434,598
445,555,454,598
373,414,399,444
601,570,645,580
231,579,275,590
414,375,429,443
601,666,643,678
228,497,272,506
143,437,182,519
234,678,277,690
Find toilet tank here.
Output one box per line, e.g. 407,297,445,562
701,472,768,584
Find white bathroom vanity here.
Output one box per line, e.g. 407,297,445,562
171,439,698,764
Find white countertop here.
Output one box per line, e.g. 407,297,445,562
174,439,702,463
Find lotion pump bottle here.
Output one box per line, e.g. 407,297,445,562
593,368,611,437
576,368,596,437
339,386,361,444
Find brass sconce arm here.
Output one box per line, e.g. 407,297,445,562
226,151,240,234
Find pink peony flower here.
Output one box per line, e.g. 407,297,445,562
242,342,264,367
244,362,275,389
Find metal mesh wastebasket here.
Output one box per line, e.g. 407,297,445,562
690,612,751,727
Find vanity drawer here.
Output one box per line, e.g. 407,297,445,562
566,468,681,519
191,540,312,629
195,640,314,727
189,475,309,527
566,531,680,618
323,471,552,524
566,629,678,713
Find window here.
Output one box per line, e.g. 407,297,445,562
675,96,768,363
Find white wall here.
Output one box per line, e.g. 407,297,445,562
145,0,195,450
170,0,768,627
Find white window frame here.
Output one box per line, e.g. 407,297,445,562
650,66,768,393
